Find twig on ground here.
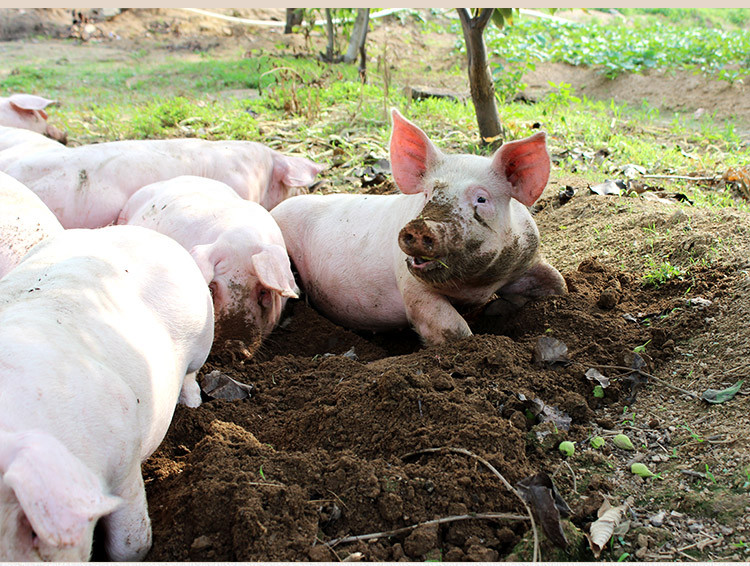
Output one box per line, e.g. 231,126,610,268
401,446,540,562
641,174,719,182
326,512,529,547
593,364,700,398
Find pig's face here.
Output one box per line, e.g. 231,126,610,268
0,95,67,144
0,431,121,562
0,490,94,561
391,109,550,292
191,237,298,348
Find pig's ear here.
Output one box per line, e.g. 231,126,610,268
251,245,299,299
273,154,325,189
389,108,441,195
1,431,122,548
9,94,57,119
492,131,550,206
189,244,216,284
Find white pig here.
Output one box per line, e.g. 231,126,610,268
271,108,567,345
1,137,323,229
0,171,63,278
118,175,298,347
0,224,214,561
0,94,67,143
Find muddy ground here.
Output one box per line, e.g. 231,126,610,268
2,8,750,562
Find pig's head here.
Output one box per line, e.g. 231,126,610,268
0,94,68,144
190,234,298,349
0,430,121,561
265,152,325,210
390,108,550,292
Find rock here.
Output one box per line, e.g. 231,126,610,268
597,286,620,309
650,510,666,527
191,535,212,551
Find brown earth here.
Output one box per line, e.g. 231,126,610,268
2,8,750,562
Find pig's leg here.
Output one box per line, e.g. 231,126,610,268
101,467,152,561
400,278,472,345
485,260,567,316
178,370,202,408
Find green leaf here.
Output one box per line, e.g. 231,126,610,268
631,463,655,478
702,379,743,404
558,441,575,456
593,385,605,398
613,434,635,450
590,436,605,449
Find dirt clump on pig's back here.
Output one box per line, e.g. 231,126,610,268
141,254,728,561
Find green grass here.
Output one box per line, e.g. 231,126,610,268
2,9,749,209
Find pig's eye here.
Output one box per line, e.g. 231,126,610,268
476,196,487,204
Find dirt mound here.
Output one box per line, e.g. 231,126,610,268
140,251,734,561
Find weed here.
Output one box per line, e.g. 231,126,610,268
642,259,684,287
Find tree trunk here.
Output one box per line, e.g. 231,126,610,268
343,8,369,63
324,8,335,62
457,8,503,145
284,8,303,34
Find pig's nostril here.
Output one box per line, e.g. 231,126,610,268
403,232,414,244
422,236,434,249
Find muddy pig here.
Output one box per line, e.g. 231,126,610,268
118,175,298,348
0,171,63,278
0,224,213,561
271,108,566,345
0,94,67,144
1,137,323,229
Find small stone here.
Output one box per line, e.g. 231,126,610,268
191,535,212,551
650,510,666,527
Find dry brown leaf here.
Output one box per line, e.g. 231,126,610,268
587,499,628,558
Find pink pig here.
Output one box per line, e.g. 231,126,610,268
0,224,213,561
271,108,566,345
118,175,298,348
0,94,67,144
2,137,323,229
0,171,63,278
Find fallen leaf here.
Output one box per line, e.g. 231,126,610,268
587,500,628,558
516,472,571,549
589,179,626,196
585,368,610,388
702,380,743,404
532,336,570,366
199,370,254,400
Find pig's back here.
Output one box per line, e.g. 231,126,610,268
272,193,421,329
0,172,63,278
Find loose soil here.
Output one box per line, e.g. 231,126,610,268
2,8,750,562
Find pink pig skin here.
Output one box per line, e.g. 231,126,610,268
1,137,323,229
0,94,67,143
271,108,566,345
118,175,298,347
0,225,213,561
0,171,63,278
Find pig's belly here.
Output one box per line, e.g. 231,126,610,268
303,275,409,331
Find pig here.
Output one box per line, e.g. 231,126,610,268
0,94,67,144
271,108,567,345
0,125,64,155
1,137,324,229
0,171,63,278
0,224,214,561
118,175,298,348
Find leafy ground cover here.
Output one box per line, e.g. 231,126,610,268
2,7,750,562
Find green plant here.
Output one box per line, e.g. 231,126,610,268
642,259,684,287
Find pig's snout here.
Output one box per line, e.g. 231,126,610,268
399,218,446,259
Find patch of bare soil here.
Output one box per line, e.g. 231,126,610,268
3,8,749,562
